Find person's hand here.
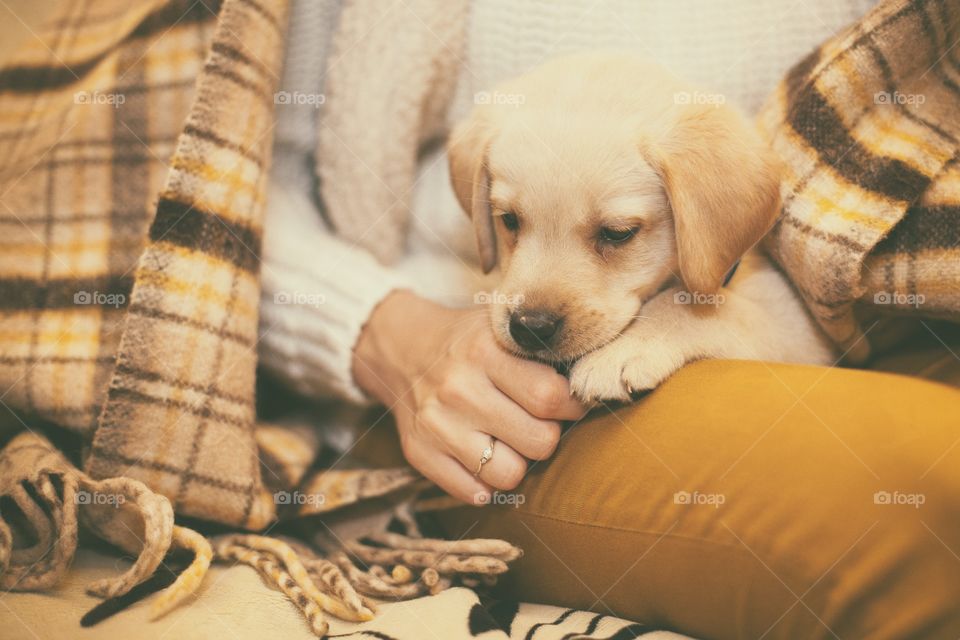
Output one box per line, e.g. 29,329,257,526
353,290,589,504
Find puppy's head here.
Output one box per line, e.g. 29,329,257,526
449,53,781,363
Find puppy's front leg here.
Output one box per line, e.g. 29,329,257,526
568,255,836,402
568,288,716,402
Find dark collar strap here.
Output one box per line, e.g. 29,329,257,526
722,260,741,287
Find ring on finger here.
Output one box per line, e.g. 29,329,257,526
474,436,496,477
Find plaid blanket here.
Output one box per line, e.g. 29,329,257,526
759,0,960,362
0,0,283,526
0,0,521,634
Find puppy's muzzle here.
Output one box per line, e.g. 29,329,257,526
509,309,563,351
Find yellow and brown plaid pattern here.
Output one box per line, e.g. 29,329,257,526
759,0,960,362
0,0,217,432
0,0,288,529
84,0,288,530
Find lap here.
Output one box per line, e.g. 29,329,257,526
435,359,960,640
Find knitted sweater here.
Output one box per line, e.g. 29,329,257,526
259,0,876,404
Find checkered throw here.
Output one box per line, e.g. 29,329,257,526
759,0,960,362
0,0,284,527
0,1,528,630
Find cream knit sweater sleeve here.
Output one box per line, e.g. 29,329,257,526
259,170,411,404
258,0,413,404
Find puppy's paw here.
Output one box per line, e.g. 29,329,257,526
568,334,687,402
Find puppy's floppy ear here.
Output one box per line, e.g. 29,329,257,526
448,115,497,273
647,104,782,294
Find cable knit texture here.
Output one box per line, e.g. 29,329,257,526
260,0,877,404
260,174,413,403
318,0,471,264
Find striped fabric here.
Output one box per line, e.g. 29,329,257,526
0,0,287,528
759,0,960,362
320,590,685,639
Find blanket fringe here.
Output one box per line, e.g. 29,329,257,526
209,526,522,636
0,432,210,620
0,433,524,636
79,475,174,600
148,527,213,620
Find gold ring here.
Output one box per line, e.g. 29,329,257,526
474,437,496,476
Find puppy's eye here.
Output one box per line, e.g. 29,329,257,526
500,212,519,232
599,226,638,244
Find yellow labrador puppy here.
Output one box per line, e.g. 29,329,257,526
448,52,835,402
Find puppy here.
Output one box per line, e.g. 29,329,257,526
448,52,836,402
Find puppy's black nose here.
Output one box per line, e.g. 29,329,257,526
509,310,562,350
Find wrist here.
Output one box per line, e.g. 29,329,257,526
352,289,449,405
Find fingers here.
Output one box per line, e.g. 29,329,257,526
434,368,563,461
484,348,589,421
432,362,564,460
404,440,491,505
477,386,562,461
437,425,529,492
393,321,591,506
419,396,531,492
473,436,527,492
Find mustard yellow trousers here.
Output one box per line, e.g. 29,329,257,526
433,355,960,639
